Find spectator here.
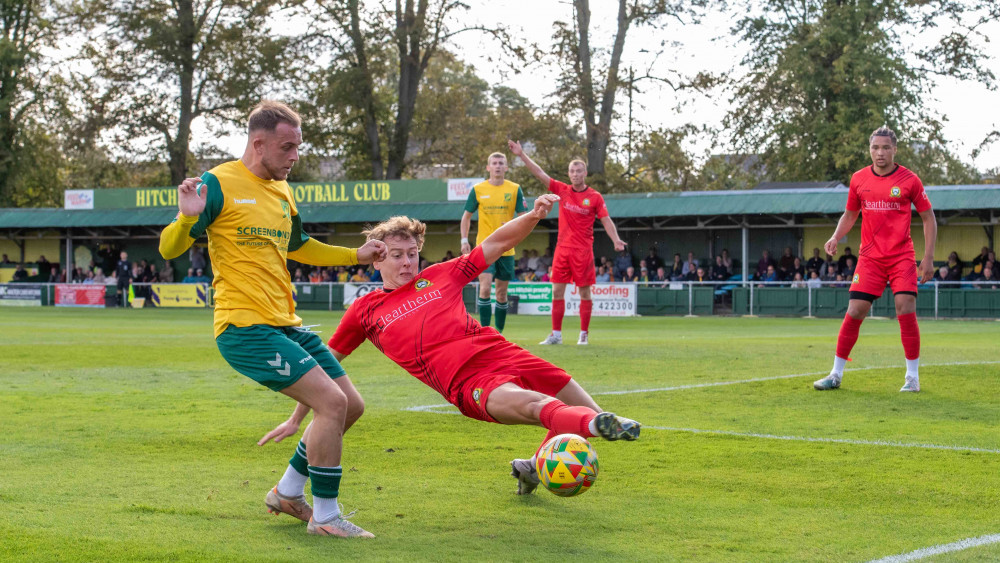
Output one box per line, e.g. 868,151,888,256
132,263,149,298
309,269,323,283
613,248,633,280
946,251,963,279
441,250,455,262
321,268,334,283
669,253,684,281
93,267,106,283
182,268,196,283
645,248,662,272
778,246,796,278
83,271,95,284
595,265,611,283
538,247,554,274
820,254,838,280
755,250,775,280
933,266,949,283
419,258,430,272
369,268,382,283
686,266,708,283
834,273,848,287
978,266,997,289
639,267,650,282
711,255,729,281
682,251,699,275
37,255,50,273
159,260,175,283
522,269,538,282
192,268,212,284
540,266,553,282
147,263,159,284
789,257,805,282
842,257,856,280
516,249,531,276
758,264,778,287
292,267,306,283
115,251,131,308
12,264,28,281
837,246,855,273
139,259,151,280
970,246,991,276
47,266,60,283
806,248,824,275
720,248,733,271
526,249,540,273
336,266,349,282
350,268,370,283
654,266,668,283
623,266,638,282
0,253,10,264
189,245,206,272
790,272,806,288
807,270,822,289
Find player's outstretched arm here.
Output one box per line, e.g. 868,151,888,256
159,177,207,259
599,216,627,251
824,209,860,256
508,140,552,187
288,238,387,267
917,208,937,283
481,194,559,264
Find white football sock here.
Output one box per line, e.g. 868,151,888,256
588,417,599,436
832,356,847,376
905,358,919,377
276,465,308,497
313,496,341,523
552,330,562,338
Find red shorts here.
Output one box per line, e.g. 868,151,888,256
849,255,919,297
453,348,573,423
551,246,596,287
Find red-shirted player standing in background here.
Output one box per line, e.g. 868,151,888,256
507,140,627,346
265,194,641,495
814,127,937,393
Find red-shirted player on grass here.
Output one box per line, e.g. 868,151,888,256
264,194,640,496
814,126,937,393
507,140,627,346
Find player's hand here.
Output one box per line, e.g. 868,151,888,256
507,139,524,157
178,177,207,217
257,419,300,445
613,239,627,252
460,242,472,255
531,194,559,219
824,237,838,257
356,239,387,264
917,258,935,284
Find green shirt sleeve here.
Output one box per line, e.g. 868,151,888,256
188,172,224,238
288,212,311,252
515,187,527,213
464,186,479,213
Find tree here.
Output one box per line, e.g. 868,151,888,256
726,0,994,184
550,0,708,185
87,0,283,184
297,0,525,180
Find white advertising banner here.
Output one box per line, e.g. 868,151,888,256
497,283,637,317
344,282,383,305
64,189,94,210
446,177,481,201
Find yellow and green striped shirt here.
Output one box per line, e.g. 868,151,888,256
464,179,526,257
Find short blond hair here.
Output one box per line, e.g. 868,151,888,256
487,152,507,163
569,158,587,170
248,100,301,133
362,216,426,250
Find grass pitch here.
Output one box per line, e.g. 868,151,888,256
2,308,999,562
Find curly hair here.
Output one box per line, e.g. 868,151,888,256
869,126,897,146
362,216,426,250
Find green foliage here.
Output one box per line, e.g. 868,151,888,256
3,309,1000,561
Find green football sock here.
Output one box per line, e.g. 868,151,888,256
289,440,308,476
478,298,492,327
308,465,342,499
495,300,508,333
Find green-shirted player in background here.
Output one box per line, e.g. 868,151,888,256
460,152,527,333
159,101,386,538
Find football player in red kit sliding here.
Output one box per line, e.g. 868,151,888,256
814,127,937,392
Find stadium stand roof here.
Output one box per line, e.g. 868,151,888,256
0,185,998,230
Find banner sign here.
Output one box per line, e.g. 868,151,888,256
344,283,383,306
0,284,43,306
498,283,636,316
151,284,207,307
64,190,95,210
55,284,105,307
447,178,481,201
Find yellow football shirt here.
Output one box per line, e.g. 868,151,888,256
464,180,526,257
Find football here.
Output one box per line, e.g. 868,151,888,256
535,433,599,497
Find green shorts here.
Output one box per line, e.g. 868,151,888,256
485,255,516,282
216,324,346,392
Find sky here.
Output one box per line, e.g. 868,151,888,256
218,1,1000,173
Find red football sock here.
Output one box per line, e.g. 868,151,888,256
897,312,920,360
836,313,863,360
552,299,565,331
580,299,593,332
538,401,597,438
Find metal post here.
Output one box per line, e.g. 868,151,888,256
807,284,813,318
748,281,754,316
328,282,333,311
934,282,939,320
741,224,749,283
687,282,694,316
65,228,72,281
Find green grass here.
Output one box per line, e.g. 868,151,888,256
2,308,999,561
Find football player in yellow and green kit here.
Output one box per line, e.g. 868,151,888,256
159,101,385,538
459,152,527,332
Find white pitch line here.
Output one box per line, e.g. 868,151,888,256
645,426,1000,454
867,533,1000,562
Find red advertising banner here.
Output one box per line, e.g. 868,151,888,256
55,284,106,308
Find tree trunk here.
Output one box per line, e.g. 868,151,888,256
348,0,384,179
169,0,196,184
386,0,429,180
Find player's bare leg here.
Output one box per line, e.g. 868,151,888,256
540,283,567,344
279,367,373,537
577,285,592,345
895,294,921,392
815,298,871,390
477,272,494,329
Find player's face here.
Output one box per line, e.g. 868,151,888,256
568,162,587,187
869,136,896,170
375,235,420,290
258,122,302,181
486,156,507,180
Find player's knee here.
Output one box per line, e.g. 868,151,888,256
312,384,349,417
346,396,365,426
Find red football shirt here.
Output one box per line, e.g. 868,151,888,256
328,246,510,402
846,164,932,261
548,179,609,250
